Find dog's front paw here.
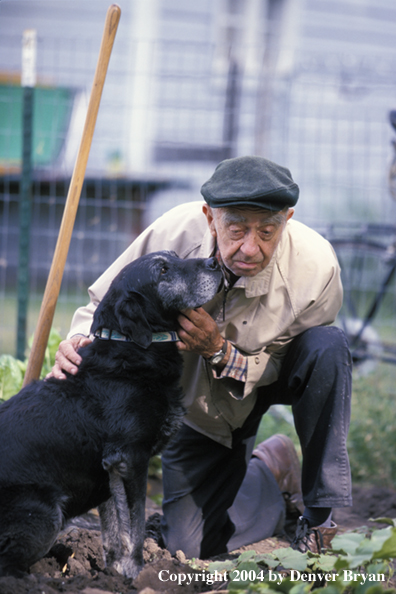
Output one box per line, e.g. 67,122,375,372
112,557,143,580
102,452,130,477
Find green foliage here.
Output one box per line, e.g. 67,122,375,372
207,521,396,593
0,328,62,403
255,406,299,453
0,354,26,401
255,363,396,487
148,454,163,479
331,524,396,568
348,366,396,486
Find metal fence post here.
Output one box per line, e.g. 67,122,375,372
16,29,36,360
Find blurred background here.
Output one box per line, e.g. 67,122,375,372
1,0,396,484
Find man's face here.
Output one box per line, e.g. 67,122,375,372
203,205,294,277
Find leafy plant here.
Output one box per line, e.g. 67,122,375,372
0,354,26,402
254,362,396,487
347,366,396,486
0,328,62,403
207,520,396,593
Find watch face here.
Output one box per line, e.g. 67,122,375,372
208,340,227,366
210,354,223,365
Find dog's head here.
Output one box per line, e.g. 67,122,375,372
91,251,224,348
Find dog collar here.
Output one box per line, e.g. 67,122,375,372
94,328,180,343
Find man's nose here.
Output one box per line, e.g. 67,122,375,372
240,232,260,257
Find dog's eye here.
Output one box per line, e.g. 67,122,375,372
160,265,169,275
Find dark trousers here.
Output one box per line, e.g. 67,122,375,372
161,326,352,558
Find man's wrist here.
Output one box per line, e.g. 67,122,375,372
206,339,230,368
216,340,232,369
211,343,248,382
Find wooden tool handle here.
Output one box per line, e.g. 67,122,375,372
23,4,121,386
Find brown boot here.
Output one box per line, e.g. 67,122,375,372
291,517,338,553
252,434,304,516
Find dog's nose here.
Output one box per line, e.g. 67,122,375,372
205,257,220,270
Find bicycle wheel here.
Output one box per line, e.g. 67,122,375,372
331,239,396,373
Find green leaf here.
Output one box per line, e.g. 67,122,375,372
0,354,25,401
370,518,396,527
372,527,396,560
343,527,396,567
271,548,310,572
355,585,388,594
309,553,339,572
228,561,262,590
331,531,366,555
207,559,236,572
289,582,314,594
249,577,299,594
333,556,351,572
318,585,346,594
245,584,277,594
237,550,259,563
332,526,396,570
255,553,281,569
366,562,389,575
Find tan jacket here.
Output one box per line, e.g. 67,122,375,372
68,201,343,447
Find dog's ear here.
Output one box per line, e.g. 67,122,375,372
91,290,153,349
90,299,111,337
115,294,152,349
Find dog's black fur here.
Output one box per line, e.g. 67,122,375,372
0,251,223,579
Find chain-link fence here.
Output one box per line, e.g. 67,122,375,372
1,2,396,359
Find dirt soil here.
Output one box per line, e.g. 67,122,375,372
1,483,396,594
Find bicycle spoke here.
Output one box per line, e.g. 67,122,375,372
330,237,396,372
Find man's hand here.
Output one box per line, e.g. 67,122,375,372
177,308,230,366
47,335,92,380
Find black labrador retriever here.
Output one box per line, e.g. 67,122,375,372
0,251,223,579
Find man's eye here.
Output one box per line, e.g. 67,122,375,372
229,228,244,238
259,229,275,240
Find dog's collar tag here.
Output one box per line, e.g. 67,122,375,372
97,328,124,341
152,331,180,342
94,328,180,344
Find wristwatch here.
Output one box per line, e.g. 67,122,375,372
207,340,228,366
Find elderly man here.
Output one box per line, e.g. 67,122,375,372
51,156,352,557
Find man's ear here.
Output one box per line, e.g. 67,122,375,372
202,204,217,239
115,295,152,348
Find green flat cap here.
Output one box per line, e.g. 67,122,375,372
201,155,299,211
